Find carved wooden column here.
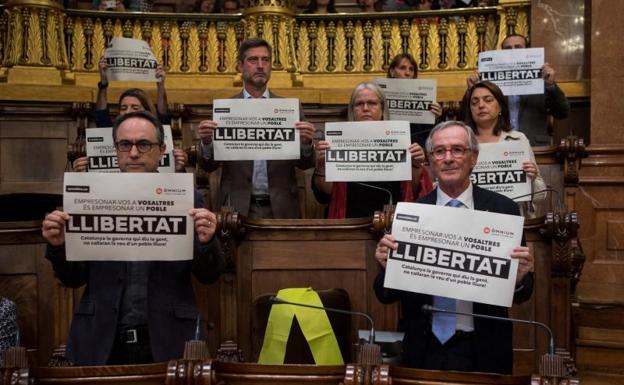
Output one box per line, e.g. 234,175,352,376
497,0,530,48
540,210,585,355
242,0,300,86
530,135,587,358
556,136,587,210
1,0,69,82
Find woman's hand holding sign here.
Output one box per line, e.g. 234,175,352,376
409,143,425,167
510,246,533,287
522,161,539,180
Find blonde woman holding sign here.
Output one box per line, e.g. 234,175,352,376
312,82,433,218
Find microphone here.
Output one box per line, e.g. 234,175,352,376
421,304,555,355
194,314,201,341
509,187,564,211
355,182,393,207
269,296,376,345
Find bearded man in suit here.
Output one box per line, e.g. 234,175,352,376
374,120,534,374
197,38,315,219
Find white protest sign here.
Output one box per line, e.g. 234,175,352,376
384,202,524,307
324,121,411,182
85,125,176,173
63,172,195,261
104,37,158,82
102,0,116,9
471,141,531,201
478,48,545,96
375,78,437,124
212,98,300,161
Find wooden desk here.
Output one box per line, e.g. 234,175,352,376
201,217,397,362
165,360,536,385
32,363,167,385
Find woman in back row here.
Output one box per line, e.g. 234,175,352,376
72,57,187,172
387,53,443,147
463,80,546,216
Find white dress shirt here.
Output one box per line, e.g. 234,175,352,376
436,184,475,332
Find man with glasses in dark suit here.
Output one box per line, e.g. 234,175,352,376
42,111,226,365
374,120,534,374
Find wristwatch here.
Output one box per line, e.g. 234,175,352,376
97,81,109,90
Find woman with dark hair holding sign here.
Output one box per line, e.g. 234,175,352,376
312,82,433,218
463,80,546,216
72,56,187,172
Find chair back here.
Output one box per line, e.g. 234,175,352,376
251,288,352,364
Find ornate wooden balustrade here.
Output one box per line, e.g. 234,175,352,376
0,0,529,92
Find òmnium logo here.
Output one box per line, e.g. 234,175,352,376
484,226,515,238
161,187,187,196
66,185,89,193
155,187,163,194
504,150,525,157
274,108,295,114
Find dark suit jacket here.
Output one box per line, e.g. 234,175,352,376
374,185,534,374
45,192,226,365
202,90,314,218
513,82,569,146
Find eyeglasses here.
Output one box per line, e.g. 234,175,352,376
430,146,471,160
115,140,161,153
354,100,380,109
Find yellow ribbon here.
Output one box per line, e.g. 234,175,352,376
257,288,344,365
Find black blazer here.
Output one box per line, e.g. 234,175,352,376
374,185,534,374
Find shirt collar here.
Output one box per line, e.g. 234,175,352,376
500,130,522,141
436,183,474,209
243,87,270,99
